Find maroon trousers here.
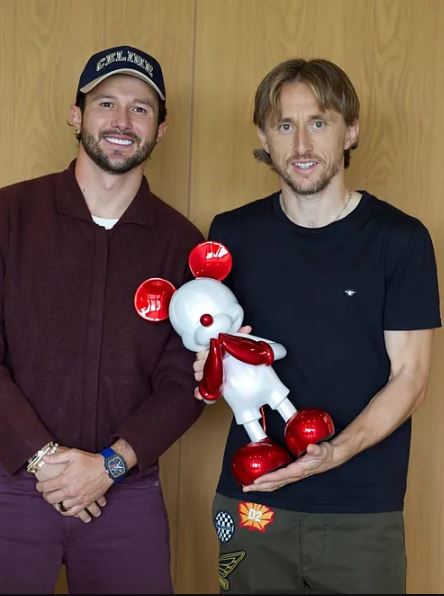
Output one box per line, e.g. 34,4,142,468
0,469,173,594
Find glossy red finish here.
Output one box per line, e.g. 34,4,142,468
199,334,275,401
200,313,214,327
134,278,176,322
198,338,223,401
188,241,232,281
284,409,335,457
231,439,292,485
219,334,274,365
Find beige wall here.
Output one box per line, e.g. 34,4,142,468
0,0,443,593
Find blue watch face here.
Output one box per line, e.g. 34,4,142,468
107,455,126,478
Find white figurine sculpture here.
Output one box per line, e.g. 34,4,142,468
134,241,334,485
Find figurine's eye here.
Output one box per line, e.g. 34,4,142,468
200,314,214,327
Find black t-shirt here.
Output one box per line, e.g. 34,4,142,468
209,191,441,513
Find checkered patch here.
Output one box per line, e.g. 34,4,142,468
214,510,235,543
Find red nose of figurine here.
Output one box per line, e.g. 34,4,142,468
285,409,335,457
232,439,292,486
200,313,214,327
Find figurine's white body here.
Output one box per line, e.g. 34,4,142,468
222,340,297,441
135,241,334,483
168,278,297,443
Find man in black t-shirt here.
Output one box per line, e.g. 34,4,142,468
194,58,441,594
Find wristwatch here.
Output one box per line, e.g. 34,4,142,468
100,447,128,482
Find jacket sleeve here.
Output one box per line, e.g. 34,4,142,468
115,227,205,472
115,328,204,473
0,195,53,475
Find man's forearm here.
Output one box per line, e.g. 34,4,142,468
331,369,428,468
111,438,138,470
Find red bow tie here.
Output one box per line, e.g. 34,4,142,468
199,333,274,401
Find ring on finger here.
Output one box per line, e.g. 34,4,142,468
59,501,67,513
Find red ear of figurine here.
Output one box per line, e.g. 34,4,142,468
188,241,232,281
134,278,176,322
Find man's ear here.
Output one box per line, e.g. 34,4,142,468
155,121,168,144
69,104,82,133
257,126,269,154
345,119,359,150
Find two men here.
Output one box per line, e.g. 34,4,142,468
200,58,441,593
0,45,440,595
0,46,203,594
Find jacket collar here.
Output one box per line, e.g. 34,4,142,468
56,159,155,229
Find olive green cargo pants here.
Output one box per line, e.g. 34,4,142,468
213,493,406,594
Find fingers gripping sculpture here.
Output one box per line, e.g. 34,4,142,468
134,241,334,485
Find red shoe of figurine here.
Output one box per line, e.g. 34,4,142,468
232,439,292,485
285,409,335,457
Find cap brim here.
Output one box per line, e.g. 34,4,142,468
79,68,165,101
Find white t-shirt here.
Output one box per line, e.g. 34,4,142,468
92,215,119,230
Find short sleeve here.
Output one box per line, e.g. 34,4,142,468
383,223,441,330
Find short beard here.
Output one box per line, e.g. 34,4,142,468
80,128,156,174
272,156,342,196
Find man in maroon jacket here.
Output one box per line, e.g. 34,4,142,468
0,45,203,594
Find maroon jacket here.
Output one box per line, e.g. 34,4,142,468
0,161,204,475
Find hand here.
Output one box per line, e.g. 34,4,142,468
35,446,107,523
58,495,107,524
243,441,335,492
35,445,69,482
193,349,208,385
35,448,112,519
193,324,252,399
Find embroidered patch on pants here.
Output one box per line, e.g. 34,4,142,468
238,501,275,532
214,510,236,543
218,550,246,591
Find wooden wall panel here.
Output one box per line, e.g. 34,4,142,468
0,0,105,185
401,4,444,592
0,1,16,183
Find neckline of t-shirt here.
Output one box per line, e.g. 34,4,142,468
91,214,119,230
273,190,370,234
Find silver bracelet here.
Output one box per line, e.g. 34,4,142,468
26,441,59,474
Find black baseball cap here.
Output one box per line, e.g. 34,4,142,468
76,45,166,103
